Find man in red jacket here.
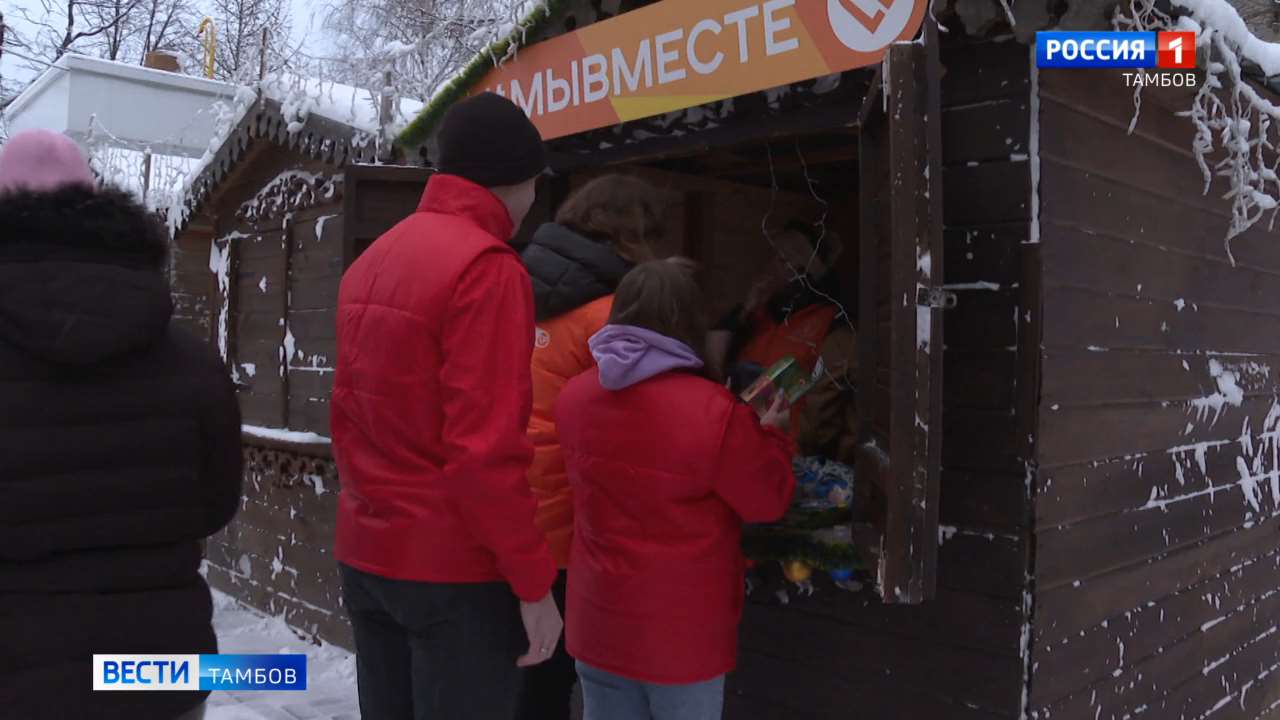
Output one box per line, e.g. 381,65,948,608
332,92,561,720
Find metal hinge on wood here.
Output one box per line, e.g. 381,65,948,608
917,287,958,309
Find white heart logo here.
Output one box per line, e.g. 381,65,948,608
828,0,915,52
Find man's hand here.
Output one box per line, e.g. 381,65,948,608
516,592,564,667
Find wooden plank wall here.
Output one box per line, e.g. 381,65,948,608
171,228,215,343
288,206,343,436
1029,68,1280,719
210,154,342,432
195,149,349,647
723,39,1034,720
235,227,288,426
204,447,349,649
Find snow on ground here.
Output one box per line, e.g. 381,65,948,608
206,589,358,720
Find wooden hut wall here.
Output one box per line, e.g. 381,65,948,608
212,153,344,434
1028,69,1280,717
714,39,1035,720
171,228,216,343
203,443,349,649
197,146,352,649
286,203,344,436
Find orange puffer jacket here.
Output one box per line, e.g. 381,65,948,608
528,296,613,566
521,223,632,566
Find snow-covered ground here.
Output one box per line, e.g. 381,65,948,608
206,590,359,720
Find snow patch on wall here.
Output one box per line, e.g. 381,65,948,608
281,327,297,378
1190,358,1248,425
303,473,328,496
1151,398,1280,516
209,241,230,362
315,214,338,243
917,305,931,351
208,231,249,367
917,250,932,279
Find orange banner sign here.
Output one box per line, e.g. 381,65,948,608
477,0,928,140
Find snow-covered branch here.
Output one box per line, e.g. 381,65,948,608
1118,0,1280,262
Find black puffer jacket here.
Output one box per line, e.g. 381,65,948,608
0,187,242,720
520,223,632,322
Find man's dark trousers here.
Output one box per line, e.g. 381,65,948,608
341,563,527,720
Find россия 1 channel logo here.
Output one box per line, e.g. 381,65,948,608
92,654,307,692
1037,30,1200,88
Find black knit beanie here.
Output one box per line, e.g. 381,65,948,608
436,92,547,188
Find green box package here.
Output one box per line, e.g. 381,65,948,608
740,356,815,415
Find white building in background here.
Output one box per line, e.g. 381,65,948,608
2,53,241,206
4,53,238,156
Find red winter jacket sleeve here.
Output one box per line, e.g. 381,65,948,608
711,401,797,523
439,251,556,602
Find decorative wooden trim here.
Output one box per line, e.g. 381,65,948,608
236,172,344,225
174,98,383,235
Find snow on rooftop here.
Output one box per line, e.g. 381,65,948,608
261,73,425,137
165,72,427,234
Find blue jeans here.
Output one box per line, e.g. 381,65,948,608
577,662,725,720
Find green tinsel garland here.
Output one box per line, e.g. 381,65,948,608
775,505,853,530
397,0,571,150
741,530,865,572
742,503,863,572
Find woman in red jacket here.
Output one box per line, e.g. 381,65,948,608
556,259,796,720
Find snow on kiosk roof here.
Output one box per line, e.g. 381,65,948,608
168,74,425,235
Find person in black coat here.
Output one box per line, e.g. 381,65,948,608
0,130,243,720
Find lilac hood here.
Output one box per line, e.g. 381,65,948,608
589,324,704,390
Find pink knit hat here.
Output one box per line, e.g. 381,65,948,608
0,129,96,196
